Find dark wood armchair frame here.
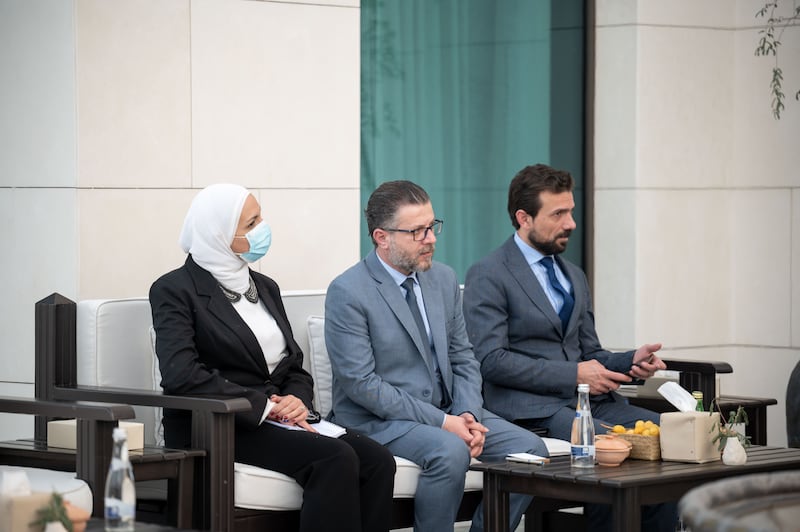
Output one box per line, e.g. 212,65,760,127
0,395,135,476
31,293,482,531
26,293,776,532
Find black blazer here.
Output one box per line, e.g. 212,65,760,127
149,255,314,429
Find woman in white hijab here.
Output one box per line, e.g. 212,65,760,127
150,184,395,532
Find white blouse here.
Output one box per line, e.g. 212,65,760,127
231,297,288,374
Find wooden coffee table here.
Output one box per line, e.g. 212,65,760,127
471,446,800,532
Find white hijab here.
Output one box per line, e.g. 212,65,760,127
179,184,252,294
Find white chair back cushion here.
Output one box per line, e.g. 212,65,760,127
76,298,161,447
306,315,332,416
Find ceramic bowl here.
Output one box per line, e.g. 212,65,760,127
595,435,632,466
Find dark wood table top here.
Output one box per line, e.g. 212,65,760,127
85,518,199,531
471,446,800,532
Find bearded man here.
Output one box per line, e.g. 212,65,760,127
462,164,677,532
324,180,546,532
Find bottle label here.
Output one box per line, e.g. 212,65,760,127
571,444,595,458
105,498,135,519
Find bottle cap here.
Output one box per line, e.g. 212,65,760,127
577,383,589,392
691,391,703,399
112,427,128,441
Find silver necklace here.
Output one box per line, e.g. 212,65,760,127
219,277,258,304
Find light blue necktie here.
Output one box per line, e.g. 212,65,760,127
540,256,574,332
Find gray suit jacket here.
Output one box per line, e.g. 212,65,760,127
462,236,634,421
325,250,484,444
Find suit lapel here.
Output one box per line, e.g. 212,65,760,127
186,257,269,375
366,252,440,379
502,238,563,335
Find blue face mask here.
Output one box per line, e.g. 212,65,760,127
238,221,272,263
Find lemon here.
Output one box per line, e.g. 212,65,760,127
612,425,626,434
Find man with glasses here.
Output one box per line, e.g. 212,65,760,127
324,180,547,532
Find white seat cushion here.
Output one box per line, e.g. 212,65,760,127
393,457,483,498
233,463,303,511
0,465,93,514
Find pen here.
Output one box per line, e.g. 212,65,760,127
633,354,655,368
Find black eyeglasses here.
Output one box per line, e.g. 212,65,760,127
383,219,443,241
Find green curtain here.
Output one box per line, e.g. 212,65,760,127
361,0,586,280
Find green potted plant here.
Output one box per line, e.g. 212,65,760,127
709,401,751,465
30,492,73,532
29,492,90,532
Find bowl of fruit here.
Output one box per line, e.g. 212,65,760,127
607,420,661,460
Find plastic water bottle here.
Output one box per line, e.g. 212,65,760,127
570,383,595,468
104,427,136,531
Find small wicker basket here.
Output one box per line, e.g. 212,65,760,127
607,432,661,460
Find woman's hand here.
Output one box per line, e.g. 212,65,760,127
269,394,310,426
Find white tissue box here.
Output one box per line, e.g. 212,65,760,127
47,420,144,450
659,411,721,463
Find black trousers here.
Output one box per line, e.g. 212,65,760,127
165,416,396,532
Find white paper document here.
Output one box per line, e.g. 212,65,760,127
265,419,346,438
541,437,572,457
506,452,550,465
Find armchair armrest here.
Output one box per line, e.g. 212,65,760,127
0,395,136,420
50,385,250,531
51,385,251,414
0,395,138,517
660,358,733,410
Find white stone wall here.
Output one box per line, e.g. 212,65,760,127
2,0,797,448
595,0,800,446
0,0,360,439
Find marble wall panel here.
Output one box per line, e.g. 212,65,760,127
635,0,736,28
593,189,638,348
731,26,800,188
595,0,637,27
76,0,191,188
793,189,800,347
636,26,734,189
249,187,361,291
0,188,78,382
634,190,732,347
594,26,638,190
191,0,359,190
0,0,76,187
729,189,792,346
78,188,195,299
